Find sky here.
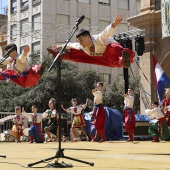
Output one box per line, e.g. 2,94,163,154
0,0,8,14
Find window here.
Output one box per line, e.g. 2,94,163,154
98,20,110,31
78,18,90,29
11,0,17,13
78,0,90,3
10,24,17,39
118,0,129,10
21,0,29,7
100,73,111,85
136,0,141,14
154,0,161,11
56,14,69,25
32,41,40,54
99,0,110,5
20,19,28,36
32,14,41,31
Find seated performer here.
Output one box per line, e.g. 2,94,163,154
44,98,58,142
124,88,135,142
0,44,46,87
145,101,170,142
22,105,44,143
10,106,25,143
61,98,89,142
50,15,134,68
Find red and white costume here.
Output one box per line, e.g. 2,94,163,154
67,105,86,127
124,94,135,140
11,114,25,137
0,52,43,87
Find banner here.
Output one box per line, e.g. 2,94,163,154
162,0,170,38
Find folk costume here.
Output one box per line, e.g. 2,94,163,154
44,109,58,141
124,94,135,142
146,106,170,142
67,105,86,127
22,111,45,143
162,98,170,126
48,24,134,68
91,89,106,143
0,52,46,87
11,114,25,142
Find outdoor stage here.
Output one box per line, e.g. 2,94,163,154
0,140,170,170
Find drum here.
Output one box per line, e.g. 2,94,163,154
7,135,14,142
0,133,6,141
23,128,29,137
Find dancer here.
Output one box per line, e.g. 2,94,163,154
91,82,106,143
61,98,89,141
49,15,134,68
162,88,170,126
146,101,170,142
22,105,44,143
44,98,58,142
123,88,135,142
10,106,25,143
0,44,46,87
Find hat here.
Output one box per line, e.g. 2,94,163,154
71,98,77,102
15,106,20,110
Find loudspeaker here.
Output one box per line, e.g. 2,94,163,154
123,122,152,137
60,118,68,136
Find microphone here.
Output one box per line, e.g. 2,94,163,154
73,15,85,28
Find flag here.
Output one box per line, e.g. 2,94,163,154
153,54,170,102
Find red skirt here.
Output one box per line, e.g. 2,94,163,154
0,65,42,87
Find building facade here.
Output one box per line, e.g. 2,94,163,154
7,0,141,85
127,0,170,113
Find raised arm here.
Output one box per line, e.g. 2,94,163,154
21,107,32,119
17,46,30,63
96,15,123,42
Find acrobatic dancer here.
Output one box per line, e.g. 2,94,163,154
49,15,134,68
0,44,46,87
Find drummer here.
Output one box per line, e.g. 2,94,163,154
10,106,25,143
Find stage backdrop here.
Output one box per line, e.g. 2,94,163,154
162,0,170,38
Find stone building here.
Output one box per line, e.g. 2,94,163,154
127,0,170,113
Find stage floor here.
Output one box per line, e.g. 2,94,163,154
0,140,170,170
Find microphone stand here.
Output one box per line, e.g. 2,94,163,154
0,53,9,66
28,23,94,168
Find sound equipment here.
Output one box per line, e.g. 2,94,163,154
123,122,152,137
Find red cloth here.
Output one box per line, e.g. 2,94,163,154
0,65,42,87
124,109,136,133
47,43,134,68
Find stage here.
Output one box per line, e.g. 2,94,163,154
0,140,170,170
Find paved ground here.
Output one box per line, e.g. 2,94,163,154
0,140,170,170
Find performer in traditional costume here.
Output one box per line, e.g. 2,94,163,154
146,101,170,142
91,82,106,143
44,98,58,142
0,44,46,87
49,15,134,68
10,106,25,143
22,105,44,143
61,98,89,142
162,88,170,126
123,88,135,142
